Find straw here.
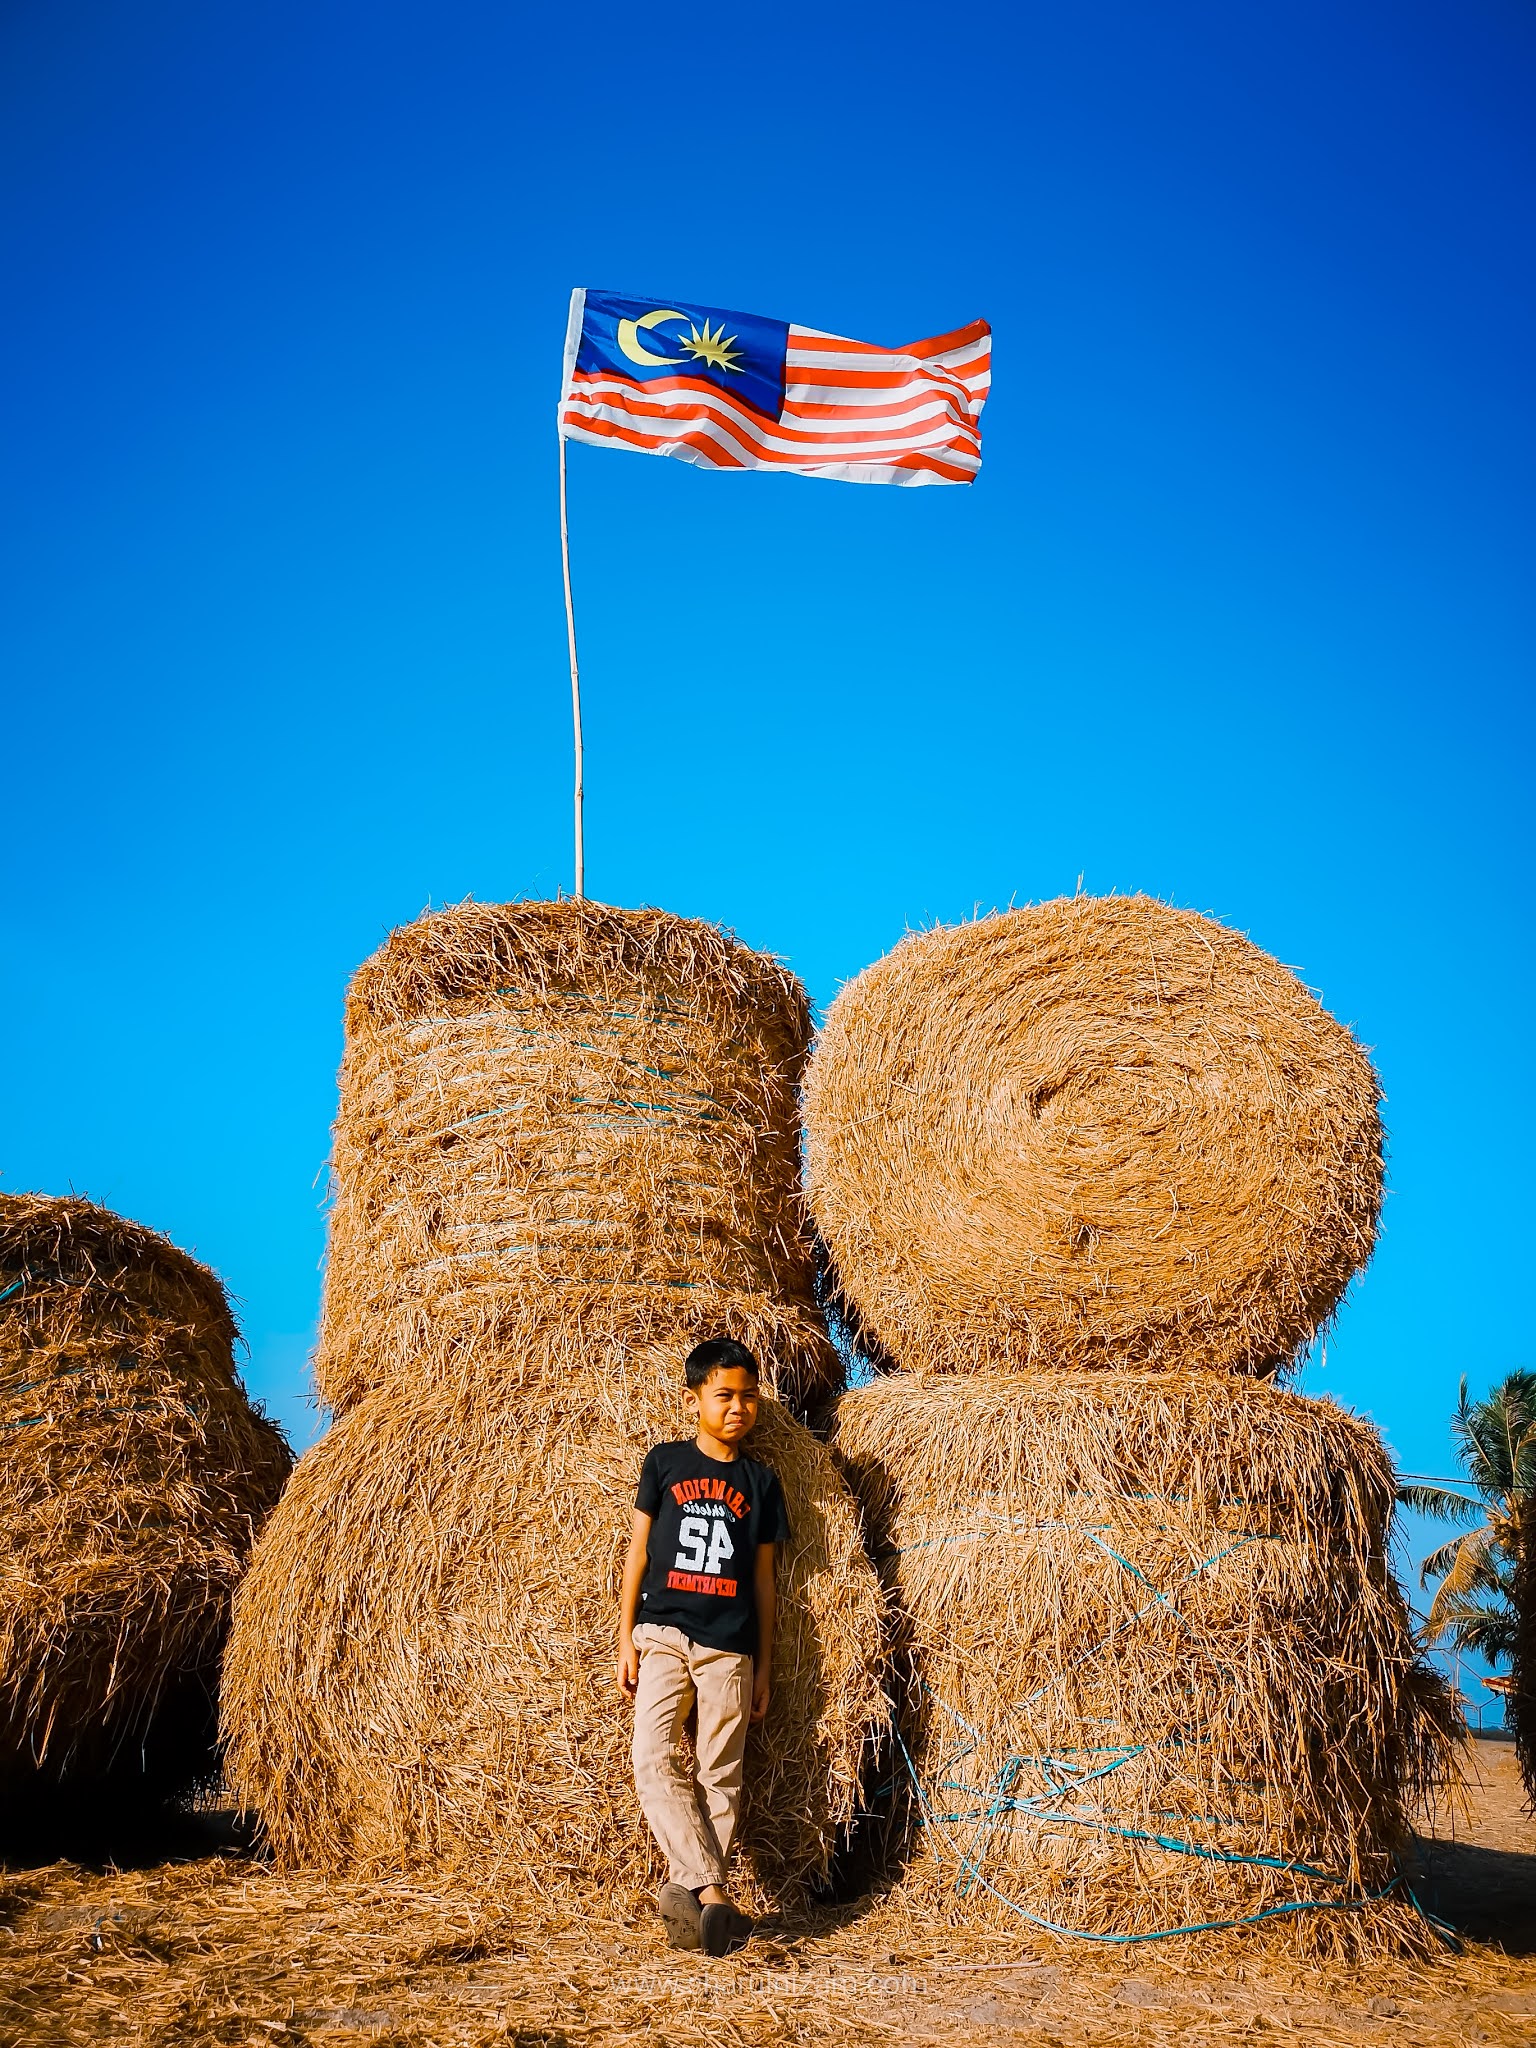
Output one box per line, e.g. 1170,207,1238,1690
805,895,1384,1378
222,1351,887,1908
318,898,838,1414
0,1195,291,1809
829,1370,1463,1955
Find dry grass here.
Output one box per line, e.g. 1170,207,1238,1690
829,1371,1462,1955
222,899,881,1908
221,1353,887,1908
3,1842,1534,2048
0,1196,291,1808
804,896,1384,1377
317,899,837,1415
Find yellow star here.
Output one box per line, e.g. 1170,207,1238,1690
677,318,745,374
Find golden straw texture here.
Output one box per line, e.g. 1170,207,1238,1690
318,899,836,1413
222,1357,887,1907
830,1372,1461,1954
0,1196,291,1804
805,895,1384,1377
10,1855,1536,2048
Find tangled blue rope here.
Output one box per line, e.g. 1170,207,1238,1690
892,1723,1426,1943
884,1521,1455,1945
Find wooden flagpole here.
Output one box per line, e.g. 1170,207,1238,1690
558,427,584,900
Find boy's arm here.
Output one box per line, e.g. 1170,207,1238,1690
616,1508,652,1699
751,1541,777,1724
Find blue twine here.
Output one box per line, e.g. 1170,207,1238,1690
412,988,731,1145
894,1515,1101,1554
928,1781,1343,1881
2,1398,175,1431
882,1520,1455,1945
429,1092,722,1144
492,988,691,1027
1014,1532,1275,1718
891,1723,1428,1945
571,1097,721,1121
3,1363,93,1399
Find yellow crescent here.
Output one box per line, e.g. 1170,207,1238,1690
616,308,688,367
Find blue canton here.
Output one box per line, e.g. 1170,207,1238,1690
578,291,789,425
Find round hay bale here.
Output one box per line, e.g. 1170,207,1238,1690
222,1357,887,1906
830,1371,1461,1953
0,1196,292,1810
805,895,1384,1377
318,899,836,1414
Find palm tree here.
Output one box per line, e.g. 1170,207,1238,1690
1400,1371,1536,1803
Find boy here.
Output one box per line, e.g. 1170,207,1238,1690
616,1337,789,1958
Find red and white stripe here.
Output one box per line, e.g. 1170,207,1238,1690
559,301,991,487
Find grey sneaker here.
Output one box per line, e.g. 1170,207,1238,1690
657,1883,702,1950
700,1899,753,1957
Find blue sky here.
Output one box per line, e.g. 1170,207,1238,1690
2,2,1531,1700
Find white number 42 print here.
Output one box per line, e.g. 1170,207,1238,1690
675,1514,736,1577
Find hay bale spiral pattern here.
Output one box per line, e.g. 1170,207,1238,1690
806,895,1384,1377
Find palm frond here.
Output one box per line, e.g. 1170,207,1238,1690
1419,1531,1478,1588
1399,1482,1482,1525
1422,1591,1518,1665
1439,1524,1498,1597
1425,1527,1500,1631
1452,1370,1536,1501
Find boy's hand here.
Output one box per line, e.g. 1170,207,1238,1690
750,1662,771,1724
617,1636,640,1699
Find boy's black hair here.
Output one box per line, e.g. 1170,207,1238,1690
685,1338,760,1390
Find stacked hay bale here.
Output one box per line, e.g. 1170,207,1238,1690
0,1196,291,1821
224,900,885,1906
832,1373,1456,1947
809,895,1460,1949
223,1356,881,1896
315,897,840,1415
808,893,1386,1379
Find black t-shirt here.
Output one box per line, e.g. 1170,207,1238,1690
634,1440,790,1658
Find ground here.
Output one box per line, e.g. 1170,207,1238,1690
2,1736,1532,2047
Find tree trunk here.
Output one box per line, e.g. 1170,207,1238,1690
1514,1498,1536,1811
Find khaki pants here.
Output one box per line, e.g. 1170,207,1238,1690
631,1622,753,1892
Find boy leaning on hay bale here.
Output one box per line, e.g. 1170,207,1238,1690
616,1339,788,1958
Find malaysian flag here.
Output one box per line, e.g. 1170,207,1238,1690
559,289,990,487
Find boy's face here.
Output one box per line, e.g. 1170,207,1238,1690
690,1366,760,1444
